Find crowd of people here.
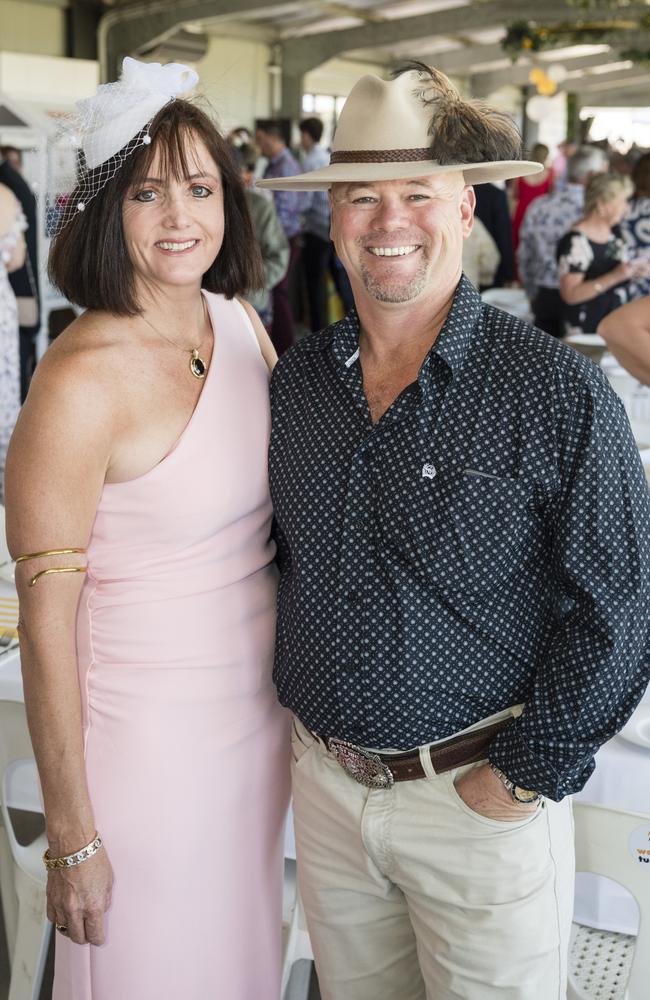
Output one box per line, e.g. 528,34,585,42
223,121,650,360
517,145,650,339
0,55,648,1000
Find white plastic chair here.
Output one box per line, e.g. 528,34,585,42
568,801,650,1000
1,759,50,1000
0,698,50,999
282,857,314,1000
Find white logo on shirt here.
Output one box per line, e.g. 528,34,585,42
422,463,436,479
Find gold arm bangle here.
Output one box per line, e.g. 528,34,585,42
15,548,86,563
15,549,88,588
28,566,87,587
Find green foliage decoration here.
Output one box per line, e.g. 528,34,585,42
502,14,650,63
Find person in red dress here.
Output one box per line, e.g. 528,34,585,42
512,142,553,257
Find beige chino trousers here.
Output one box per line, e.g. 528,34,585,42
291,713,574,1000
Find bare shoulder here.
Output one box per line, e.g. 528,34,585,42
0,182,16,208
5,312,134,551
0,183,18,228
237,297,278,372
33,310,131,401
599,296,650,339
9,312,131,481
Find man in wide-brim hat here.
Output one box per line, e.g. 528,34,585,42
263,65,650,1000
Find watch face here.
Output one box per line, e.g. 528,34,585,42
513,786,539,803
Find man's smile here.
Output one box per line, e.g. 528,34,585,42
366,245,420,257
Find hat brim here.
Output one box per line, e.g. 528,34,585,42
257,159,543,191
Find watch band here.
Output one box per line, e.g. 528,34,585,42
489,763,541,803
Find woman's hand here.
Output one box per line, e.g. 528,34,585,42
629,256,650,280
46,848,114,945
607,261,635,286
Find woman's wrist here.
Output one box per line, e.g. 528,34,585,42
43,832,103,871
46,815,96,856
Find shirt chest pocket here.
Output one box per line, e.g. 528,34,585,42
375,469,536,594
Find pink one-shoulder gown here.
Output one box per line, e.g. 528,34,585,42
53,293,290,1000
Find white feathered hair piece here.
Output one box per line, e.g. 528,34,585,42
47,57,198,236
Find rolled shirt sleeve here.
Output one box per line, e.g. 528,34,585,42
489,366,650,800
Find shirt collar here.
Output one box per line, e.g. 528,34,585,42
427,276,482,377
317,274,483,378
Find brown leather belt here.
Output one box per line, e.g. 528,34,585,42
315,717,514,790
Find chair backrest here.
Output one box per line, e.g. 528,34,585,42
572,800,650,998
0,699,33,786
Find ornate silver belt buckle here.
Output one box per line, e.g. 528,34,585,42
327,738,395,789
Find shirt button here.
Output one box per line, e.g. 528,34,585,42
348,590,360,607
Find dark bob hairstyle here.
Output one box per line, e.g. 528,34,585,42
49,100,264,315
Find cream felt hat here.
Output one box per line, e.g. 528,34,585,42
257,68,542,192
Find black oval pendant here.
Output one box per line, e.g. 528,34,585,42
190,354,206,379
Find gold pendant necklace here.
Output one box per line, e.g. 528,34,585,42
189,349,206,379
141,299,209,380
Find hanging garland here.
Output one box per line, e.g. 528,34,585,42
618,48,650,68
502,16,650,65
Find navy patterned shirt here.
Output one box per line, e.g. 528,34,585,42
269,277,650,800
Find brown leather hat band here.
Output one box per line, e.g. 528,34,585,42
330,147,434,164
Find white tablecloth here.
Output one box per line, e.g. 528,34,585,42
0,577,21,701
0,645,22,702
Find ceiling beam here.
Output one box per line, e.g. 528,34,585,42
281,2,650,76
402,43,506,75
471,51,625,98
581,86,650,106
560,67,650,94
98,0,294,81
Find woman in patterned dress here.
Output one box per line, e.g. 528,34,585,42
0,181,25,498
557,172,650,336
621,152,650,298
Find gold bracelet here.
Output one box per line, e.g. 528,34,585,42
15,548,86,563
43,832,103,871
15,548,87,587
27,567,87,587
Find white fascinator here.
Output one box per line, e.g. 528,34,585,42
48,57,198,235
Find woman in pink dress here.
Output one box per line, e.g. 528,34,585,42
5,58,290,1000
